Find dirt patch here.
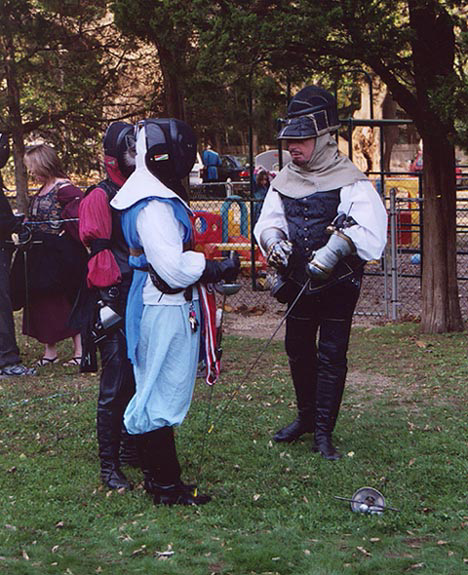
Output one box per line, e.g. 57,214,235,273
346,370,398,396
223,308,286,340
223,308,381,341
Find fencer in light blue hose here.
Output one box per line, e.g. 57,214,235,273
111,119,239,506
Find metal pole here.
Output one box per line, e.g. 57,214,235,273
347,119,353,161
389,188,399,321
248,68,257,290
418,172,423,287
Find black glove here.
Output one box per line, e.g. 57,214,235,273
200,252,241,284
98,285,121,312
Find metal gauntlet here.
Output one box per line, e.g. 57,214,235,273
307,231,356,282
260,228,293,271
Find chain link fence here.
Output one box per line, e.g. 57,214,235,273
8,158,468,324
189,173,468,324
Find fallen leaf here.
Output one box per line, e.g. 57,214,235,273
407,563,425,570
304,549,311,556
253,494,261,501
369,538,380,543
131,545,147,557
55,521,64,529
22,550,30,560
155,551,174,559
356,546,371,557
437,540,448,545
415,340,427,348
51,546,59,553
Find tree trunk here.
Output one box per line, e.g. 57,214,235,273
408,0,463,332
156,43,185,120
382,92,399,172
420,130,463,332
2,2,29,213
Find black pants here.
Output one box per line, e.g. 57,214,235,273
96,326,135,467
0,247,20,368
284,276,361,435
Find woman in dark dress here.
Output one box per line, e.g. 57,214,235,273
23,144,86,366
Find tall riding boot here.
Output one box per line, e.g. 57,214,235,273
119,426,140,468
312,278,360,460
137,427,211,506
97,410,132,489
97,331,134,489
273,356,317,442
312,349,347,461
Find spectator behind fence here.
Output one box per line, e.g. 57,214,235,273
0,132,36,377
253,169,270,224
202,143,221,182
12,144,87,367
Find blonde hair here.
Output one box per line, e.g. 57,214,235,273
24,144,67,181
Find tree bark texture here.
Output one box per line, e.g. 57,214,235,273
408,0,463,332
155,42,186,121
421,133,463,332
2,2,29,214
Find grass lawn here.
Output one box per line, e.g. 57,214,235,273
0,321,467,574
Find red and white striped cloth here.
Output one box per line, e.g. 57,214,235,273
198,283,220,385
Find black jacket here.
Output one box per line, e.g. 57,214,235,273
0,187,20,243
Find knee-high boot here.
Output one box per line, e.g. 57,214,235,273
312,346,347,460
97,331,134,489
312,278,360,460
119,426,140,468
273,356,316,442
136,427,211,506
274,312,318,443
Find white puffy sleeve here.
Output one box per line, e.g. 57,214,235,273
136,200,206,288
339,181,388,261
253,187,288,255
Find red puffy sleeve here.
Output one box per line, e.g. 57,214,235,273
78,187,121,288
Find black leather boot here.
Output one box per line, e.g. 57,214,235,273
312,335,347,461
273,349,316,443
273,417,315,443
97,329,135,489
151,482,212,506
97,411,133,489
312,433,342,460
100,461,133,489
119,427,140,468
136,427,211,506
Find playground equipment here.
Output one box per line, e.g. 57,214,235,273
193,196,267,273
